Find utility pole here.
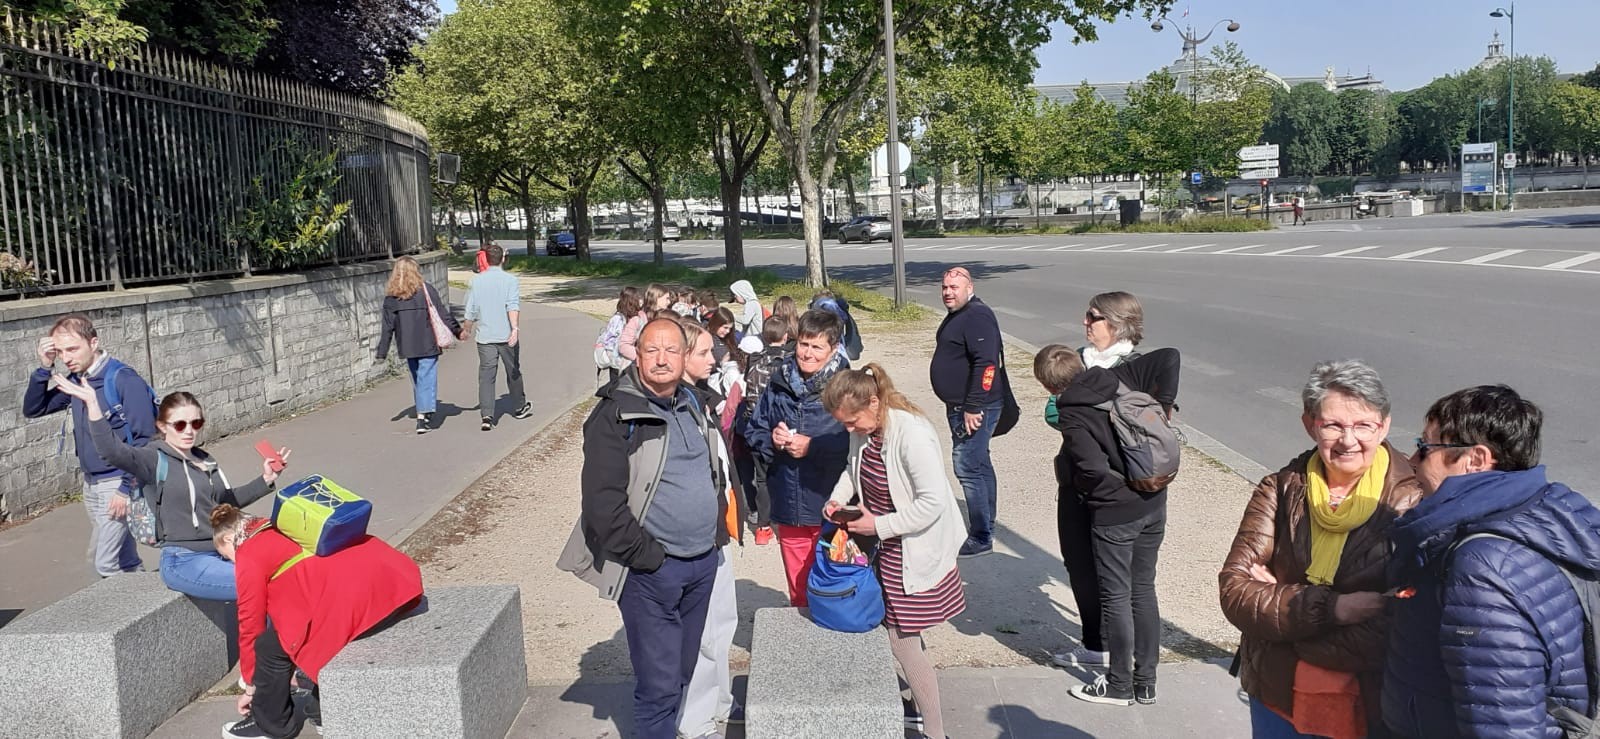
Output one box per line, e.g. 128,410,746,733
1492,3,1516,211
882,0,906,307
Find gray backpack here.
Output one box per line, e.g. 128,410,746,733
1094,382,1180,492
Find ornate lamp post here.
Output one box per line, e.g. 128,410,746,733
1491,3,1516,210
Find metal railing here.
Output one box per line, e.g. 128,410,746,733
0,11,431,298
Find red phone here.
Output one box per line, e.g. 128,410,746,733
255,440,285,473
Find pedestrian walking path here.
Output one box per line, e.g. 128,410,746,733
147,660,1249,738
0,291,603,623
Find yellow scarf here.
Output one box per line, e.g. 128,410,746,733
1304,446,1388,586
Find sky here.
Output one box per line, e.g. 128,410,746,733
435,1,1599,92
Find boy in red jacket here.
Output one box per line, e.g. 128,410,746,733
211,504,423,739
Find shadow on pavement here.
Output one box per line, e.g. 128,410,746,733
388,400,473,428
0,608,20,629
990,704,1095,738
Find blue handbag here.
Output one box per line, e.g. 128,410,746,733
806,524,884,633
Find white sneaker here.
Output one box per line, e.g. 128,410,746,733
1051,644,1109,669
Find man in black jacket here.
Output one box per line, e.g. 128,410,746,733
930,266,1005,557
556,317,729,739
1042,345,1178,707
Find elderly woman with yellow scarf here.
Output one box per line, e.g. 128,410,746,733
1219,360,1421,739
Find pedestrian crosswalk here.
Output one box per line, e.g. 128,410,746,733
590,239,1600,274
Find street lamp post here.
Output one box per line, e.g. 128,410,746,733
1491,3,1515,211
881,0,906,307
1151,15,1239,207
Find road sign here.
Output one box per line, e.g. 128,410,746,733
872,142,911,177
1462,142,1496,193
1190,172,1203,185
1240,167,1280,179
1238,158,1279,170
1503,153,1518,169
1238,144,1280,161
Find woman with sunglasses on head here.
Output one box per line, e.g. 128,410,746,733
54,377,291,602
1218,360,1421,737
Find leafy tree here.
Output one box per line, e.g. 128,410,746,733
1190,41,1273,178
1265,83,1338,176
1552,82,1600,185
1120,70,1191,189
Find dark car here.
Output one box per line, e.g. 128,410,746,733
838,215,893,244
547,230,576,256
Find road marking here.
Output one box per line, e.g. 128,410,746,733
1014,244,1041,250
1390,247,1448,260
990,305,1041,320
914,244,943,250
1462,248,1524,265
1123,243,1168,252
1048,243,1085,251
1321,246,1380,258
1183,357,1235,377
1213,244,1267,254
1081,243,1126,251
978,244,1010,251
1263,244,1319,256
946,245,974,251
1543,252,1600,270
1256,386,1302,409
1164,243,1215,253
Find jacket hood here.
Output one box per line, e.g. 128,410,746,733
1055,367,1120,408
1391,466,1600,576
729,280,758,304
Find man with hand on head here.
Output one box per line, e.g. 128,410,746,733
558,317,731,739
23,313,152,577
929,266,1006,558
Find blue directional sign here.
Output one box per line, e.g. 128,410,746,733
1191,172,1203,185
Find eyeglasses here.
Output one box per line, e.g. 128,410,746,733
1414,438,1473,459
168,419,205,433
1316,422,1382,442
1085,311,1108,324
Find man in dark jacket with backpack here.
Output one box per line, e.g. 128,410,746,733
22,314,153,577
1384,385,1600,739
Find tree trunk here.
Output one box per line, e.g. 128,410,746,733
474,187,490,245
843,176,856,219
719,176,746,274
650,180,666,268
1032,180,1041,229
977,162,986,223
798,171,825,287
934,165,945,233
520,184,536,259
571,187,593,262
786,181,795,226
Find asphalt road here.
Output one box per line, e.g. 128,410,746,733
570,206,1600,494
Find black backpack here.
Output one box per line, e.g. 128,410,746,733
1446,532,1600,738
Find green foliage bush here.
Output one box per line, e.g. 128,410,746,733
233,151,352,269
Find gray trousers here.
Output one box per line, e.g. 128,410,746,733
83,476,142,577
476,342,526,420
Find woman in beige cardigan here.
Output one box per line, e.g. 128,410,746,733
823,363,966,739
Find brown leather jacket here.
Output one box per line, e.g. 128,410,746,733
1218,444,1422,733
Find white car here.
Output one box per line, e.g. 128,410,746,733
645,221,683,241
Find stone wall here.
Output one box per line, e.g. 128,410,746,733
0,253,449,521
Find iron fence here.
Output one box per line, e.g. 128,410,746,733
0,11,431,298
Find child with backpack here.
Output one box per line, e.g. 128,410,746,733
736,316,793,545
51,378,291,602
1032,343,1180,707
211,503,423,739
595,287,645,384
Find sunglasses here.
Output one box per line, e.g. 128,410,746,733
1414,437,1471,459
1086,310,1108,324
167,418,206,433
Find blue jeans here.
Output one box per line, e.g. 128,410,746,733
160,545,237,601
1249,696,1336,738
618,549,718,739
406,355,439,415
947,400,1003,547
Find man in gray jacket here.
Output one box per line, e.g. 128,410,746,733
558,317,730,739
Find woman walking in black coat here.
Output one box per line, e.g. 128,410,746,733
376,256,462,434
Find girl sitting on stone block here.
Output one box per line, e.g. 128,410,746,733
210,503,423,739
54,379,289,602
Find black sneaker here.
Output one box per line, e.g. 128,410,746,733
903,703,925,732
1134,683,1156,705
1070,675,1133,706
481,417,494,432
416,415,431,434
512,402,534,420
957,540,992,559
222,713,299,738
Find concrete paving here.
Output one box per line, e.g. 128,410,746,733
151,660,1248,738
0,290,603,624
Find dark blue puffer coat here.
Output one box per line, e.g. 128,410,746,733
740,353,849,527
1383,466,1600,739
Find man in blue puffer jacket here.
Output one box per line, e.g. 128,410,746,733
742,309,850,608
1384,384,1600,738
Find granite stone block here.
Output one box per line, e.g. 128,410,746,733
319,585,527,739
745,608,901,739
0,573,230,739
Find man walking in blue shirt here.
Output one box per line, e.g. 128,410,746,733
464,244,532,431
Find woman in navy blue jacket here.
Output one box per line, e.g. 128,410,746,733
742,309,850,607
